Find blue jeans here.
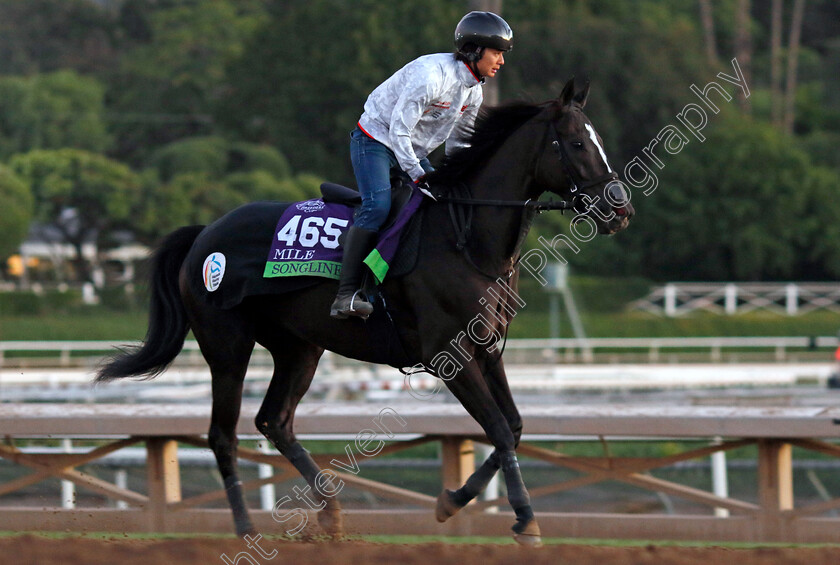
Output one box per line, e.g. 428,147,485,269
350,127,431,230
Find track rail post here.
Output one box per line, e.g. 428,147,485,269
757,439,793,541
439,437,477,535
146,438,182,532
440,438,475,491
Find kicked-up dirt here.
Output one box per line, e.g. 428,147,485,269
1,535,839,565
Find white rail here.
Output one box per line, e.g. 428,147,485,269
506,336,837,362
1,336,837,368
631,282,840,316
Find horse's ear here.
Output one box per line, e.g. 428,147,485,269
573,80,591,108
558,77,576,107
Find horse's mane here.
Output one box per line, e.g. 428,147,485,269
426,100,546,189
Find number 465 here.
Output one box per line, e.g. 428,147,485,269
276,215,348,249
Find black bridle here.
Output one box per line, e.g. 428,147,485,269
431,119,618,279
549,127,619,194
435,123,618,211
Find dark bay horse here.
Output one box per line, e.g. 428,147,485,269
97,78,633,546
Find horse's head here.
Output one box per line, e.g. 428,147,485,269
533,78,634,235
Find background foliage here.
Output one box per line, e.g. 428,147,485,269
0,0,838,283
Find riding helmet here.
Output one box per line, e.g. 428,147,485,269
454,11,513,57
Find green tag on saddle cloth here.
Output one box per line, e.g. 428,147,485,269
364,249,390,284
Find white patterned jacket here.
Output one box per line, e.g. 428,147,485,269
357,53,484,182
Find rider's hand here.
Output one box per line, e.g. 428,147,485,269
414,176,436,200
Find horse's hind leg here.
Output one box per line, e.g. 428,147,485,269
254,334,344,536
191,306,257,537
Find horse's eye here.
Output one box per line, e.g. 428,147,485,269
571,141,584,149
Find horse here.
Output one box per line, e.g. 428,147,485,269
96,78,634,546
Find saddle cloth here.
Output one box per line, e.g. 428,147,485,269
186,185,424,310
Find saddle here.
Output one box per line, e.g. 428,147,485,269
320,172,415,231
319,176,421,365
321,172,424,278
186,177,423,312
318,175,422,280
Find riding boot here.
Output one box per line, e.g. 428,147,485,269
330,226,378,320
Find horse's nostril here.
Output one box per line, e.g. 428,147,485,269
614,207,626,217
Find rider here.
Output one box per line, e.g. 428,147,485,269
330,11,514,319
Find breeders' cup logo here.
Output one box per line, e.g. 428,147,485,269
295,199,325,213
202,253,226,292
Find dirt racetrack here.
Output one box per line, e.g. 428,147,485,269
3,535,840,565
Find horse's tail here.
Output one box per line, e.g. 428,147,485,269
95,225,205,383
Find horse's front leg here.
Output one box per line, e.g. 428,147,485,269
436,357,529,524
436,448,500,519
437,358,541,546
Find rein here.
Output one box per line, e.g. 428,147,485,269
436,193,576,212
428,114,617,280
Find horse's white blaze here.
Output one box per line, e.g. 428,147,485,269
585,123,612,173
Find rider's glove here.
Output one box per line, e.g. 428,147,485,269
414,176,437,201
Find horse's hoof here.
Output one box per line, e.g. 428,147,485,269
513,533,543,547
512,518,542,548
435,489,463,523
237,525,257,539
317,507,345,537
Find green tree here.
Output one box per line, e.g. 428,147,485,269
217,1,724,184
149,136,229,182
227,141,291,179
136,137,316,243
501,1,714,165
225,170,310,202
147,136,291,182
109,0,268,163
0,70,111,160
618,114,840,280
9,149,141,283
0,165,33,262
136,172,247,242
0,0,120,75
218,0,463,183
135,170,320,244
794,164,840,279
